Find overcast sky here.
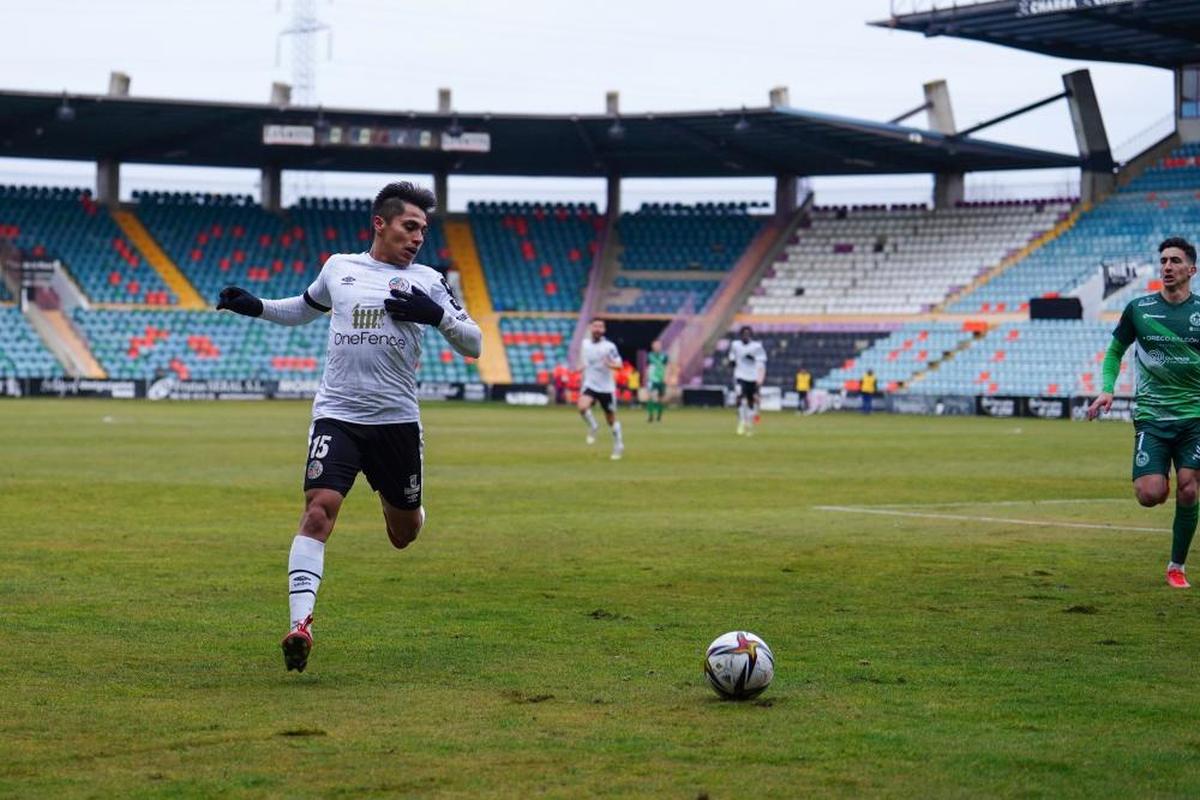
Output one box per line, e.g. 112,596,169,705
0,0,1174,209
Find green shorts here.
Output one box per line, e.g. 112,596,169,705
650,381,666,395
1132,418,1200,479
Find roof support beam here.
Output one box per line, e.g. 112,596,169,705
888,100,932,126
952,90,1069,139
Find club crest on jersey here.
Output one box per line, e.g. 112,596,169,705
389,276,410,293
1189,313,1200,327
307,459,324,479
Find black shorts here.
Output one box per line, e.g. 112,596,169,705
303,418,424,509
584,388,616,413
738,379,760,403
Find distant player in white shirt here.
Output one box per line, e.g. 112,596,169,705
728,326,767,436
216,182,481,672
577,318,625,460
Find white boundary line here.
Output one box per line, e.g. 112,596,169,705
813,505,1165,534
866,499,1128,509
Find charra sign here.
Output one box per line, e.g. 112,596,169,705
1016,0,1134,17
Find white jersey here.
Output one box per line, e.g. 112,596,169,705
580,336,620,393
729,339,767,383
304,252,478,424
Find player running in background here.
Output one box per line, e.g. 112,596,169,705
217,181,482,670
645,339,668,422
578,318,625,459
1088,237,1200,589
729,326,767,435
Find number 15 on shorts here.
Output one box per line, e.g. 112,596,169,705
309,434,331,460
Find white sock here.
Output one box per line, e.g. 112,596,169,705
612,421,623,445
582,409,598,432
737,405,746,424
1170,561,1186,572
288,534,325,630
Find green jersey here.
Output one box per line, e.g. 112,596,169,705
647,352,668,384
1113,292,1200,422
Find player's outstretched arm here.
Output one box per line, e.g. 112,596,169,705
218,285,327,326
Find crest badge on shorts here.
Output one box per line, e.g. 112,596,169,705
307,459,324,479
389,276,410,293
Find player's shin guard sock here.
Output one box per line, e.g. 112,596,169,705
1172,502,1199,565
612,420,623,445
288,534,325,630
582,408,598,432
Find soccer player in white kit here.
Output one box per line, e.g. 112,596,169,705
577,318,625,460
728,325,767,435
216,182,482,672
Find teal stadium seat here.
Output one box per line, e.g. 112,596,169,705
469,202,601,312
618,203,765,273
950,144,1200,313
0,186,176,305
499,317,574,384
0,307,62,377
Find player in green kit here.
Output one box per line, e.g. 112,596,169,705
645,339,668,422
1088,237,1200,588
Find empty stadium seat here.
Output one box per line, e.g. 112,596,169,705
469,201,602,312
0,186,177,305
0,307,62,377
748,201,1070,315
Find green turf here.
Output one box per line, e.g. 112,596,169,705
1,400,1196,797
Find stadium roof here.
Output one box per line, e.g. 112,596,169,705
874,0,1200,68
0,89,1080,179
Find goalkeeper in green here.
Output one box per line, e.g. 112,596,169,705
1088,237,1200,589
645,340,668,422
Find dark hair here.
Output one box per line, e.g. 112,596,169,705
1160,236,1197,265
372,181,437,222
739,326,753,337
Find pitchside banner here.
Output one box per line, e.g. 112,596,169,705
887,395,975,416
16,378,480,402
28,378,140,399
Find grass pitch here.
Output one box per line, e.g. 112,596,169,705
2,400,1197,798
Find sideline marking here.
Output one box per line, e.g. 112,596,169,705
866,498,1128,509
813,505,1164,534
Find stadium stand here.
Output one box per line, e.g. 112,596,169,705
606,276,721,314
750,201,1072,315
468,202,602,312
0,307,63,377
72,307,479,383
0,186,177,305
910,320,1129,398
618,203,766,272
605,203,766,315
133,192,315,306
817,321,979,392
702,326,891,387
952,145,1200,313
499,317,574,384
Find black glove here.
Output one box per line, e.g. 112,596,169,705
216,286,263,317
384,286,444,326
